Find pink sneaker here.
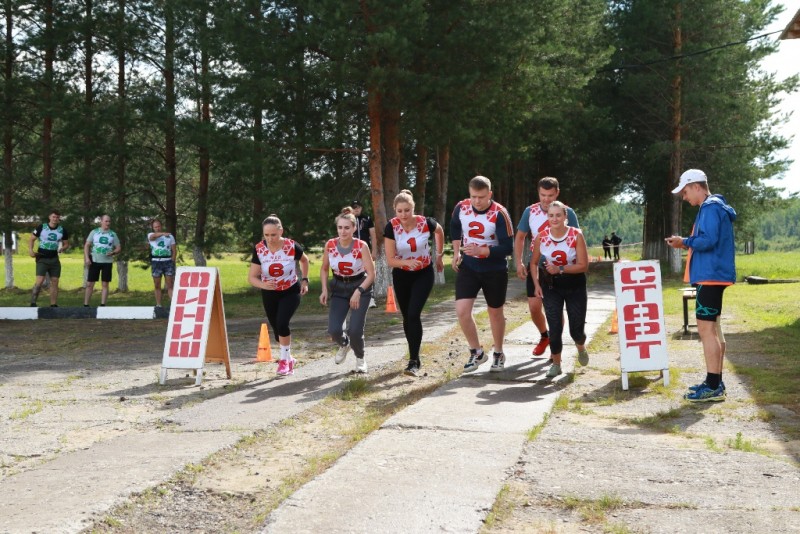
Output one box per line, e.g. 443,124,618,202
276,359,290,376
287,357,296,375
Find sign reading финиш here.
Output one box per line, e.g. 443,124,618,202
613,260,670,390
160,267,231,385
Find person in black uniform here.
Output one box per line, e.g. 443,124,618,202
352,200,378,308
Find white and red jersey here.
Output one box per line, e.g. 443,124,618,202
454,199,511,248
537,226,582,268
254,238,299,291
390,215,432,271
526,203,551,236
326,238,367,277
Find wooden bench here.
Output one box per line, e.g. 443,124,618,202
681,287,697,335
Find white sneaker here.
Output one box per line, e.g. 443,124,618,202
355,358,367,373
369,297,377,308
490,353,505,372
335,344,351,364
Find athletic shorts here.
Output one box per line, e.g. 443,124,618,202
695,284,726,322
525,262,540,298
87,262,113,283
35,256,61,278
455,266,508,308
151,260,176,278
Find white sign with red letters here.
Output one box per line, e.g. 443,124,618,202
160,267,232,385
613,260,670,390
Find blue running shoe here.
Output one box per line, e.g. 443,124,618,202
684,384,726,402
688,381,726,392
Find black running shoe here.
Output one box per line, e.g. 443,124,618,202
403,360,421,377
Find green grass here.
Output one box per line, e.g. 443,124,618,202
1,250,458,318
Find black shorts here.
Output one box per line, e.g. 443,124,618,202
455,266,508,308
88,262,113,283
695,284,726,322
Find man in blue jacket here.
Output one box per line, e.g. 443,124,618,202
666,169,736,402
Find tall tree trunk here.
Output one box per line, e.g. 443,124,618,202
434,143,450,228
42,0,55,205
193,8,210,267
252,107,264,243
667,3,683,272
81,0,94,244
249,2,264,244
114,0,129,291
3,1,15,288
367,88,388,297
381,106,400,218
164,2,178,236
414,143,427,215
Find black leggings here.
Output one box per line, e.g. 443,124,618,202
541,275,587,355
392,265,434,361
260,283,301,340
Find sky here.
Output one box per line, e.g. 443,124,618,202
762,3,800,196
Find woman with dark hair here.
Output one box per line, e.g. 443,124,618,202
248,215,310,376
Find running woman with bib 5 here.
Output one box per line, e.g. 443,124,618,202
320,207,376,374
531,201,590,378
249,215,310,377
384,190,445,377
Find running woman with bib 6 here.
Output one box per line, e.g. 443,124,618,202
249,215,310,377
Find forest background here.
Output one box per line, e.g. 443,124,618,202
1,0,798,292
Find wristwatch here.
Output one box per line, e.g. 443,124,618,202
356,286,366,294
558,265,565,274
301,277,309,282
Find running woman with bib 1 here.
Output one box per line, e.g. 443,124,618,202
320,207,376,373
248,215,310,377
84,214,121,307
453,176,514,373
514,177,579,359
29,210,70,307
531,201,589,378
383,190,445,377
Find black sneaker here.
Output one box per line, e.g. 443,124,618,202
29,303,37,307
50,304,58,308
403,360,421,377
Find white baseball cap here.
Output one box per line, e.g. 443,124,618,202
672,169,707,194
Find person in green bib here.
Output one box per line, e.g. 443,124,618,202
147,219,177,307
83,214,121,307
28,210,70,307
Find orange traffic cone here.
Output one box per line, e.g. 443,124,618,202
253,323,273,362
609,309,618,334
385,285,398,313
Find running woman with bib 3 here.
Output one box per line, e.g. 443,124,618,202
248,215,310,377
531,201,589,378
320,207,376,374
514,177,579,359
383,190,445,377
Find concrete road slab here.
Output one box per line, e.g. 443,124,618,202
263,428,526,534
0,431,239,534
384,378,558,434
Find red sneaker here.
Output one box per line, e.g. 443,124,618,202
532,337,550,356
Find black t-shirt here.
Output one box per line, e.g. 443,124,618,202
355,215,374,246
